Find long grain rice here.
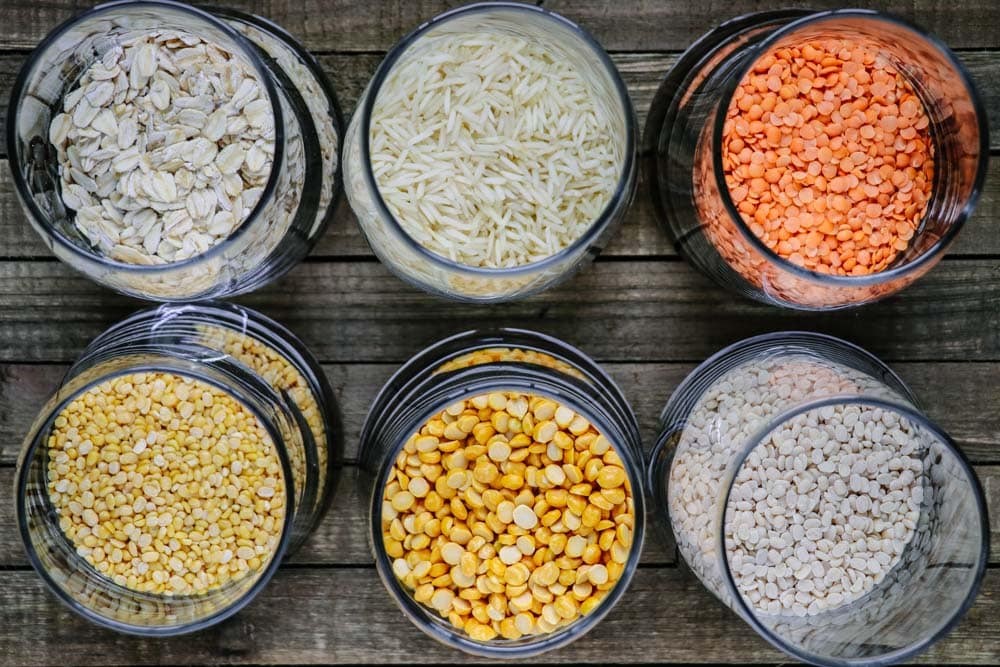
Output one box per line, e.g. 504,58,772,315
369,32,624,268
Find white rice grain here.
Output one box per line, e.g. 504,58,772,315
370,32,624,268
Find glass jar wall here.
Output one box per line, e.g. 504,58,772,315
643,10,987,309
342,3,636,302
15,302,341,634
358,329,644,656
648,332,988,665
7,0,342,301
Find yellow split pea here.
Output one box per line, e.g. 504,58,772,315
382,391,635,641
199,325,328,496
46,371,286,596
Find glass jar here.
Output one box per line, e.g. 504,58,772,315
342,3,636,302
648,332,988,665
6,0,342,301
643,10,988,309
359,329,645,656
15,302,340,634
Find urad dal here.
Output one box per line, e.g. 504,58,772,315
382,391,635,641
719,39,934,275
369,33,625,268
667,354,923,617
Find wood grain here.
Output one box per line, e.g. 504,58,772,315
2,462,999,567
4,155,1000,261
0,464,678,567
0,260,997,364
0,1,997,664
2,0,1000,51
0,566,996,665
2,50,998,259
2,361,1000,465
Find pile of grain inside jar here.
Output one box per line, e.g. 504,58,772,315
668,356,924,617
721,38,934,275
45,372,286,595
49,30,275,265
200,324,328,496
369,31,625,268
382,392,635,641
435,347,584,379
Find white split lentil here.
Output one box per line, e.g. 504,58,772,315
725,403,924,616
667,354,925,616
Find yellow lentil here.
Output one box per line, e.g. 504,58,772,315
46,371,286,596
382,390,634,641
199,325,328,499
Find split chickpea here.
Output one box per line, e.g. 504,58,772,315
381,390,635,642
435,347,584,380
46,371,286,596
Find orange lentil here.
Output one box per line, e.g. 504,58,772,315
720,38,934,276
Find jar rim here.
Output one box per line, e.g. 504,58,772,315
708,8,990,287
715,394,989,666
15,359,296,635
5,0,288,275
360,327,641,458
366,369,645,657
354,1,637,278
657,331,920,427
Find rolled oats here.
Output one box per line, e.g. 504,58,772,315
50,30,276,265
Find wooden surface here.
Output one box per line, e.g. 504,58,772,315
0,0,998,665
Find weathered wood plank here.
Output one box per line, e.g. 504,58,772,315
0,465,678,567
3,152,1000,261
7,51,999,150
2,462,999,568
3,361,999,466
1,50,998,259
0,565,996,665
2,0,1000,51
0,260,997,364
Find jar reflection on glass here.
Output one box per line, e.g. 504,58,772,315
16,302,340,634
7,0,342,301
643,10,988,309
358,329,644,656
648,332,988,665
343,3,636,302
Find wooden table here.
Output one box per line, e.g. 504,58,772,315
1,1,998,664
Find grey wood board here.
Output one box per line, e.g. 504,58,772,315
0,566,996,665
1,361,999,466
2,0,1000,51
0,260,997,364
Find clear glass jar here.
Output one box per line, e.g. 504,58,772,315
643,10,988,309
15,302,340,634
359,329,645,656
648,332,988,665
6,0,342,301
342,3,636,302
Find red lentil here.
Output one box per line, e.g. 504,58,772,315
721,39,935,276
